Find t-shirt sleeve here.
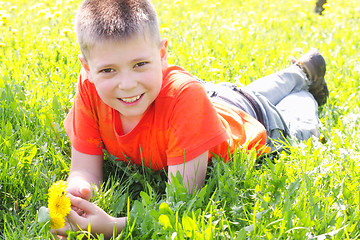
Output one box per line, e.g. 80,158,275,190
166,81,229,165
63,70,104,155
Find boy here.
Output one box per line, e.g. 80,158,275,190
55,0,328,237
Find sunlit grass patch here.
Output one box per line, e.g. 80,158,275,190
1,0,360,239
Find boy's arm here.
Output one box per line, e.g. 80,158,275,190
66,147,104,200
168,151,209,193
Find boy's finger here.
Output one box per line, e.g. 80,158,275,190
67,208,84,223
68,194,96,214
71,205,79,210
70,205,84,216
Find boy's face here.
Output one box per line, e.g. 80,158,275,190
80,35,168,121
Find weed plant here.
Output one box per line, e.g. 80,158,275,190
1,0,360,239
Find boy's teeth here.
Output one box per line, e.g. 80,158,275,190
121,95,141,103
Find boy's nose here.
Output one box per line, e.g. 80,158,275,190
117,74,137,90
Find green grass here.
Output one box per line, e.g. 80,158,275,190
1,0,360,239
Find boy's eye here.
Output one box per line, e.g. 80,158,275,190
135,62,148,68
100,68,114,73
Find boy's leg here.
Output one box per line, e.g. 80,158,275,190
276,90,321,141
244,65,309,106
203,49,327,151
244,49,328,107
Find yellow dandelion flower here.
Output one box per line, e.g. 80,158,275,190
49,214,65,229
51,6,58,13
48,180,67,197
48,180,71,218
52,11,61,18
0,11,9,25
29,3,44,11
36,9,46,17
45,12,53,20
61,28,73,36
41,26,51,32
48,193,71,217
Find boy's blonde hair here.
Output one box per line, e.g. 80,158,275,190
75,0,161,60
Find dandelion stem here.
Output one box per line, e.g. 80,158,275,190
67,215,74,232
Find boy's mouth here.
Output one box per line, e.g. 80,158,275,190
118,93,144,104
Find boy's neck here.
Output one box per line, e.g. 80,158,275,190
119,113,142,134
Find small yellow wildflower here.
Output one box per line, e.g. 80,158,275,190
36,8,52,19
48,193,71,217
61,28,73,37
49,214,66,229
36,9,47,17
0,10,9,25
29,3,44,12
52,11,61,18
48,180,67,197
9,6,17,12
47,180,71,226
45,13,53,20
41,26,51,32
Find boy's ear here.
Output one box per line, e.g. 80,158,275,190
160,38,168,69
78,54,90,71
78,54,94,82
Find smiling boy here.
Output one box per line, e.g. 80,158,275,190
57,0,328,237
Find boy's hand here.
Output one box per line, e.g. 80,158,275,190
52,194,126,238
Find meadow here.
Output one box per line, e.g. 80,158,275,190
1,0,360,239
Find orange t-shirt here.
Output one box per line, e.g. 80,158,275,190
64,66,267,170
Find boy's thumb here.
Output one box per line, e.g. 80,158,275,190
79,183,92,200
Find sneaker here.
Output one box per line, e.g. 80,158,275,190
295,49,329,106
315,0,327,15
